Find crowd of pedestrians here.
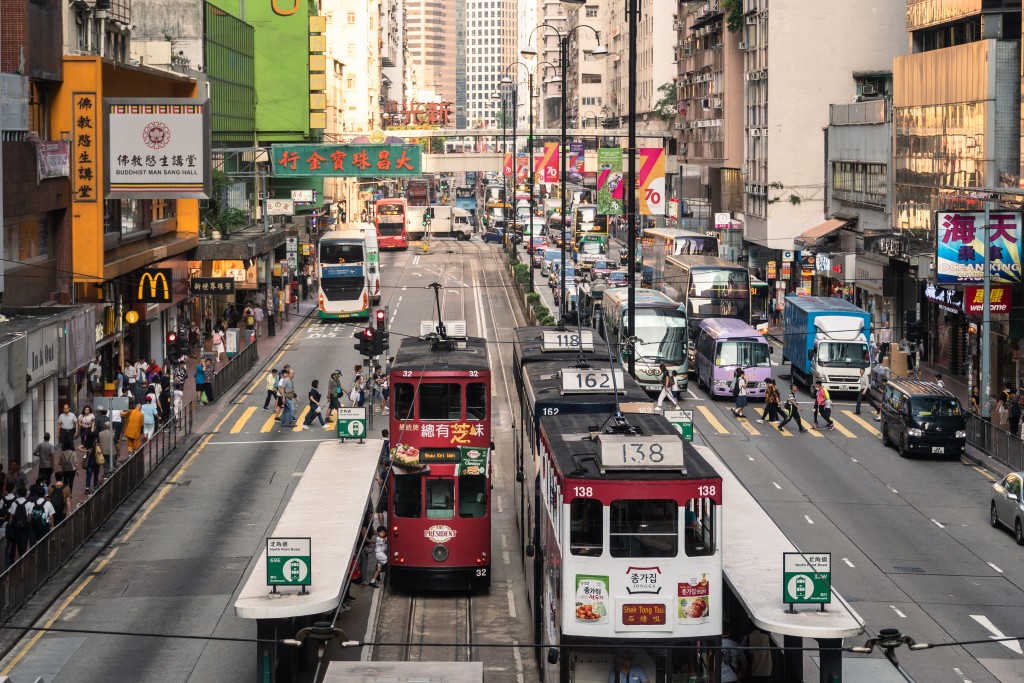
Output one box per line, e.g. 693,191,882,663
262,359,393,431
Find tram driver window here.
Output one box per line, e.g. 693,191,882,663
393,475,422,518
569,498,603,556
466,382,487,420
426,479,455,519
458,474,487,518
684,498,716,557
609,499,677,558
420,383,462,420
393,383,415,420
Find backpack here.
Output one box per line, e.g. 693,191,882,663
11,500,29,531
30,500,49,536
50,487,66,518
1010,394,1022,418
59,449,75,472
731,377,741,397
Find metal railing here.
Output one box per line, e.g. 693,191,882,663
0,404,194,624
966,414,1024,472
211,337,259,401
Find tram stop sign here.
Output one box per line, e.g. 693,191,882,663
783,552,831,604
336,407,367,440
663,410,694,442
267,537,312,587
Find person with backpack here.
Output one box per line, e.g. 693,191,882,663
777,385,809,433
50,472,69,526
58,443,78,495
302,379,326,430
27,485,54,544
6,487,31,565
730,369,748,419
656,363,680,411
326,370,344,423
813,380,835,431
212,326,226,362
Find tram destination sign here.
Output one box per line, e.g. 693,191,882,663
542,330,594,352
560,368,624,394
783,552,831,605
420,448,461,463
597,434,685,472
267,537,311,588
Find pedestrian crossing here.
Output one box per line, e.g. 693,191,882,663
691,406,885,440
222,404,383,436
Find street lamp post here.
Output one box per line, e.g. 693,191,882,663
523,17,607,321
504,64,536,294
625,0,639,377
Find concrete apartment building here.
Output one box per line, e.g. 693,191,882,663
466,0,519,126
327,0,382,132
534,0,566,129
405,0,456,104
606,0,676,131
565,3,609,130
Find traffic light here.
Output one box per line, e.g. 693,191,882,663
375,309,387,331
166,331,178,346
354,327,374,356
373,331,386,356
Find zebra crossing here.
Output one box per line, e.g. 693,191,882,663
694,406,883,440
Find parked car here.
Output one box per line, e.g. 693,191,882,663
481,228,505,244
991,472,1024,544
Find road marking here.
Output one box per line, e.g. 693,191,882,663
697,406,729,434
685,389,705,401
807,425,825,438
841,410,881,437
987,562,1004,573
512,638,525,683
737,417,760,436
850,458,859,463
891,605,907,618
971,614,1023,654
292,408,309,431
772,482,782,489
208,438,336,445
804,515,815,525
506,579,518,619
931,518,945,528
829,418,857,438
842,557,855,568
260,413,278,433
231,406,257,434
974,466,996,481
496,495,504,514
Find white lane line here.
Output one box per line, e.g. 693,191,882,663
952,667,973,683
685,389,705,401
496,495,504,514
398,296,403,303
850,458,858,463
842,557,855,568
747,455,755,461
931,518,945,529
987,561,1004,573
506,580,518,619
890,605,907,618
804,515,815,525
971,614,1024,655
512,639,525,683
412,255,421,266
772,482,781,489
888,485,899,494
402,286,407,291
361,573,385,661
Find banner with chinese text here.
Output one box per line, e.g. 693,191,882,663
597,148,623,216
936,211,1023,284
638,148,666,216
272,144,422,178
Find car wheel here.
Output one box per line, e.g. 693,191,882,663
898,436,909,458
991,503,1000,528
881,422,891,447
1016,519,1024,546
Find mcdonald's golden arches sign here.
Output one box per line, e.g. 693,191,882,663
136,269,173,303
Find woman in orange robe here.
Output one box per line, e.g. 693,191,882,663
123,405,145,453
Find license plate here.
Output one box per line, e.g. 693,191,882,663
932,447,944,454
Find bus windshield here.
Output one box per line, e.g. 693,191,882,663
817,342,870,367
690,269,748,299
577,207,596,223
634,309,688,363
321,242,363,264
676,237,718,256
716,340,771,367
378,203,404,216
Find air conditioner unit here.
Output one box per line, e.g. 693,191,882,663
738,42,749,50
712,98,722,108
761,128,768,137
745,15,757,25
861,84,876,96
751,128,761,137
750,72,761,81
759,70,767,79
674,122,685,130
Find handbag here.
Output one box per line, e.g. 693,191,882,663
349,387,360,403
95,448,106,467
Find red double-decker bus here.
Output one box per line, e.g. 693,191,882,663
387,332,492,590
375,198,409,249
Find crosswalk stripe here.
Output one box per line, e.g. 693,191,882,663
842,410,881,437
230,406,257,434
829,418,857,438
807,423,825,437
697,406,729,434
293,407,310,431
737,416,760,436
260,412,278,433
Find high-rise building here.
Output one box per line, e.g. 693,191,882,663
607,0,676,130
405,0,457,105
465,0,519,127
326,0,381,133
565,3,608,131
535,0,566,130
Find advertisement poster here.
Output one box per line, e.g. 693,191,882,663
935,211,1023,284
516,155,530,183
539,143,560,184
583,150,597,178
677,574,711,624
568,142,585,183
597,148,623,216
638,148,666,215
575,574,609,624
503,153,513,177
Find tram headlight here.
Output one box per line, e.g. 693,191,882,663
432,545,449,562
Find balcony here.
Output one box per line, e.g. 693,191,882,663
830,98,889,125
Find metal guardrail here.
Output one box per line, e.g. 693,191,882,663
966,414,1024,472
212,337,259,401
0,404,194,624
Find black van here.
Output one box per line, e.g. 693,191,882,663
879,379,967,458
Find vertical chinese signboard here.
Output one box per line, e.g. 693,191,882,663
271,144,422,178
104,98,211,199
73,93,98,202
638,148,666,216
936,211,1023,284
597,148,623,216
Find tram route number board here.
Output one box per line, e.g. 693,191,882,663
663,410,694,442
782,552,831,604
336,407,367,439
542,329,594,352
267,537,312,587
560,368,624,394
597,434,685,471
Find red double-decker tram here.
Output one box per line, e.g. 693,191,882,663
387,332,493,590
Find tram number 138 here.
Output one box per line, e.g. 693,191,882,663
620,442,664,463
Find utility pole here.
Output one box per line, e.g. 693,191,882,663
981,201,992,419
625,0,639,377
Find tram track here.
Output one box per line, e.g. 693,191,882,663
402,593,474,662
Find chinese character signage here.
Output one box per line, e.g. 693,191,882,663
597,148,623,216
271,143,422,178
964,285,1010,314
105,98,211,200
34,139,70,182
73,93,98,202
638,148,666,216
936,211,1023,284
190,278,236,295
136,269,174,303
266,198,295,216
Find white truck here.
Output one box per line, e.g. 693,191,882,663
407,205,475,241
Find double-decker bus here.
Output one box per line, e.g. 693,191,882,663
641,228,720,291
316,229,370,320
600,288,689,392
387,328,492,590
661,255,751,346
375,198,409,250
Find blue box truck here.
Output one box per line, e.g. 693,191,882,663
782,296,872,392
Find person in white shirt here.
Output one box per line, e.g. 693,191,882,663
124,361,138,387
855,368,880,417
26,490,56,541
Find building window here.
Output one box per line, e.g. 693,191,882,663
585,5,597,16
582,74,601,84
347,11,356,23
3,215,50,263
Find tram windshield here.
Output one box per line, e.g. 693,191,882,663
394,476,422,518
570,498,603,556
458,475,487,518
467,382,487,420
610,499,678,558
426,479,455,519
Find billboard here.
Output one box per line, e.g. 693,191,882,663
538,143,560,184
597,148,623,216
568,142,585,184
272,144,422,178
104,98,211,199
936,211,1023,284
638,148,666,216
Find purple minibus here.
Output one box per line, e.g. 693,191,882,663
693,317,772,399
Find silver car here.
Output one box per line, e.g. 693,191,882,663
991,471,1024,544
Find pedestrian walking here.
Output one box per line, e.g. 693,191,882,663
33,433,55,486
368,525,388,587
123,402,145,453
188,324,201,357
203,358,216,402
253,304,264,337
83,443,102,495
6,487,30,566
813,381,834,430
58,444,77,495
280,369,297,427
4,461,27,495
111,405,124,445
50,472,70,526
263,369,279,410
877,320,892,360
854,368,879,416
326,370,344,423
95,408,114,471
729,369,748,419
303,379,326,429
212,326,226,362
656,363,680,411
140,400,159,440
777,386,808,433
1007,385,1022,437
28,486,54,544
757,378,780,424
56,404,77,452
195,361,207,406
934,372,944,388
970,387,981,415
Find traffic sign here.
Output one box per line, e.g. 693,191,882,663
336,407,367,440
267,537,312,588
783,552,831,605
663,410,694,442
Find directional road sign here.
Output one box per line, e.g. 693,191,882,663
267,537,311,587
336,407,367,440
663,409,694,442
783,552,831,604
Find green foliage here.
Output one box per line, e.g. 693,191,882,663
538,314,557,325
721,0,744,33
513,263,530,283
526,292,541,304
201,169,251,235
654,82,678,120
